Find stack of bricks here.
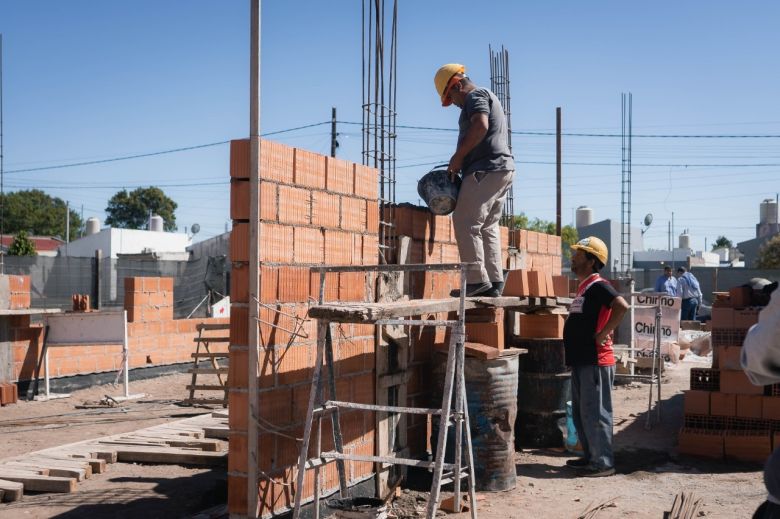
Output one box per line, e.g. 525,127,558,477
0,275,31,310
228,139,380,516
124,277,174,322
510,229,563,276
679,285,777,462
504,269,570,340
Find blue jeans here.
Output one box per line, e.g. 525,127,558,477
571,364,615,470
681,298,699,321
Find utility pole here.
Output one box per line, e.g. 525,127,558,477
65,201,70,256
556,107,562,236
330,106,337,157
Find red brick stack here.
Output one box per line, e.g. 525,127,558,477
227,139,380,516
124,277,174,322
511,229,563,275
0,275,31,310
679,286,777,462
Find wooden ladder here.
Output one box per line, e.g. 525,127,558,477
292,263,478,519
184,323,230,407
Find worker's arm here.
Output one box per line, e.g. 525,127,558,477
448,112,488,178
595,295,629,345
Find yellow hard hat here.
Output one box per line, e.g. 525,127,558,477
434,63,465,106
570,236,609,265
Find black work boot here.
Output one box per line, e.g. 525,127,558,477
450,281,492,298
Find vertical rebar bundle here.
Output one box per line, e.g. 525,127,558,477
489,45,515,239
621,93,633,274
362,0,398,263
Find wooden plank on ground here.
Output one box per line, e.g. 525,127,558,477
58,447,118,464
6,462,87,481
0,467,50,477
33,454,106,474
122,435,222,452
202,427,229,440
0,479,23,502
113,446,227,466
0,472,76,493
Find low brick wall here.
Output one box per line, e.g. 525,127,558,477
10,276,229,383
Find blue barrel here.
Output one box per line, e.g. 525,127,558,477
417,168,461,215
431,351,519,492
514,338,571,449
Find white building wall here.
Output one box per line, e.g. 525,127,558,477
59,228,191,258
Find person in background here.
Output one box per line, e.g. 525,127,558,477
433,63,515,297
741,283,780,519
563,237,629,477
676,266,702,320
654,265,678,296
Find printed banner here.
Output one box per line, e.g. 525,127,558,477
632,293,682,356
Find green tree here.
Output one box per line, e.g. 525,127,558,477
756,235,780,268
8,230,37,256
105,187,178,231
510,212,578,260
0,190,82,240
711,235,733,251
560,224,579,261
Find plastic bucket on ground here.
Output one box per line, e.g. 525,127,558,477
565,400,584,455
417,168,461,215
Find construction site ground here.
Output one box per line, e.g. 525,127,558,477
0,362,766,519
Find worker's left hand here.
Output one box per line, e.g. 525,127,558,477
594,330,610,346
448,154,463,181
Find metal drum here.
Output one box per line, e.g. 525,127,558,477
417,167,461,215
431,351,519,492
514,338,571,449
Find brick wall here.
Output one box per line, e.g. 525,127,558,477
680,286,777,462
11,276,228,383
228,139,379,516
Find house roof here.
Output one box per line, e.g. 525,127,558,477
0,234,65,252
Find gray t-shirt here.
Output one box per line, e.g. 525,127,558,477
458,87,515,174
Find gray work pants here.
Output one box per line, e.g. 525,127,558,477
452,169,514,284
571,364,615,470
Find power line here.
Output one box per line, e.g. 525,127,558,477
4,121,330,174
6,119,780,178
337,120,780,138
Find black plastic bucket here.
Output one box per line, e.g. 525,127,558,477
417,168,461,215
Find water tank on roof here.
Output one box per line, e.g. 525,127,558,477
679,231,691,250
150,215,164,232
86,217,101,236
760,199,778,224
575,206,593,229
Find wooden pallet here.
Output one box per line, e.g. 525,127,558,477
0,412,228,502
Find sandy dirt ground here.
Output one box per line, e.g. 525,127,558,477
0,359,769,519
0,373,226,518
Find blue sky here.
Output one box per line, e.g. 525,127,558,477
1,1,779,250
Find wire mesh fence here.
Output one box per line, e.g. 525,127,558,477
3,253,225,318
